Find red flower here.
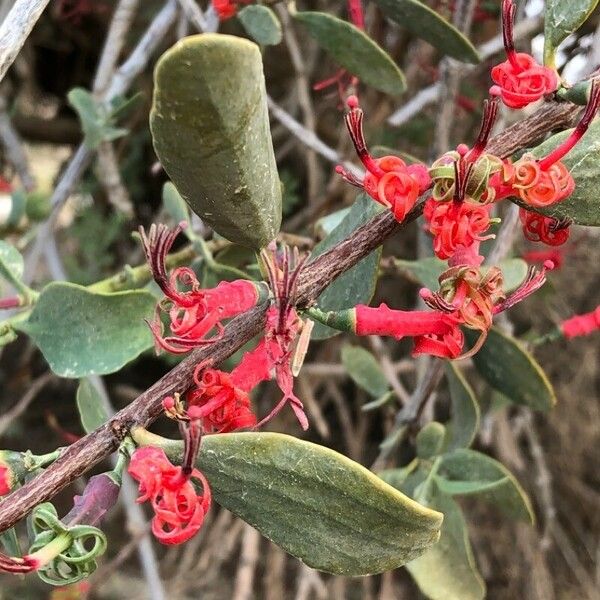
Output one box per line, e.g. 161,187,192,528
0,464,10,496
140,224,265,353
522,248,564,269
212,0,251,20
561,306,600,339
183,364,257,434
490,0,557,108
0,177,11,194
519,208,570,246
128,447,211,545
424,198,494,260
336,96,431,222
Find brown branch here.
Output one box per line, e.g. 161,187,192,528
0,98,579,533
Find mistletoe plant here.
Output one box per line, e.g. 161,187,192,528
1,0,600,597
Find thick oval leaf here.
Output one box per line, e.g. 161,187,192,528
145,431,443,575
292,11,406,95
544,0,599,66
444,363,479,451
151,34,282,249
76,379,110,433
311,195,383,339
341,344,389,398
416,422,446,459
466,327,556,412
396,257,528,293
407,490,485,600
0,241,24,288
374,0,480,64
434,476,508,496
238,5,282,46
16,283,155,377
439,449,534,523
516,119,600,226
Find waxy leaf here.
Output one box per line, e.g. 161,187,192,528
444,363,479,451
544,0,599,66
238,5,282,46
374,0,480,64
416,422,446,459
439,449,534,523
407,490,485,600
292,11,406,95
396,257,529,293
520,119,600,226
17,283,155,377
151,34,282,249
466,328,556,412
149,431,443,575
0,241,24,288
162,181,190,227
311,195,383,339
77,379,110,433
341,344,389,398
434,476,508,497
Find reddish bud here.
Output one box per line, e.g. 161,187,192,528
561,306,600,339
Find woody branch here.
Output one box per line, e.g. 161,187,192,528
0,97,581,534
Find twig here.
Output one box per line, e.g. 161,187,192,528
0,0,51,83
0,96,35,191
387,16,543,127
0,97,582,533
96,142,134,216
0,372,53,437
295,563,327,600
232,524,261,600
267,95,362,178
297,375,330,439
368,336,411,406
276,5,321,204
176,0,209,36
93,0,141,94
486,202,521,265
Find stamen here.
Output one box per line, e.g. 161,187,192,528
335,165,364,187
494,261,553,313
468,97,500,162
343,97,384,176
502,0,519,69
539,78,600,170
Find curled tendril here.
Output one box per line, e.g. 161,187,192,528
28,503,107,586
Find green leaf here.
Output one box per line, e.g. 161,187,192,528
149,431,443,575
434,475,508,496
444,363,479,450
238,5,282,46
76,379,110,433
377,459,419,489
292,11,406,95
150,34,282,249
439,449,534,523
466,327,556,412
314,207,351,237
16,283,155,377
341,344,389,398
0,528,21,557
416,422,446,459
544,0,599,66
0,240,24,287
374,0,480,64
311,195,383,339
517,119,600,226
407,490,485,600
162,181,190,227
68,87,127,150
395,257,528,293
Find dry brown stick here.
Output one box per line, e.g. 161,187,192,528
232,524,261,600
0,98,579,533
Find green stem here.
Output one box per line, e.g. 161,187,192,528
28,532,72,567
415,457,442,505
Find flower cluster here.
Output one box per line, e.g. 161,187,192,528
490,0,557,108
139,223,266,353
336,96,431,222
128,446,211,545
